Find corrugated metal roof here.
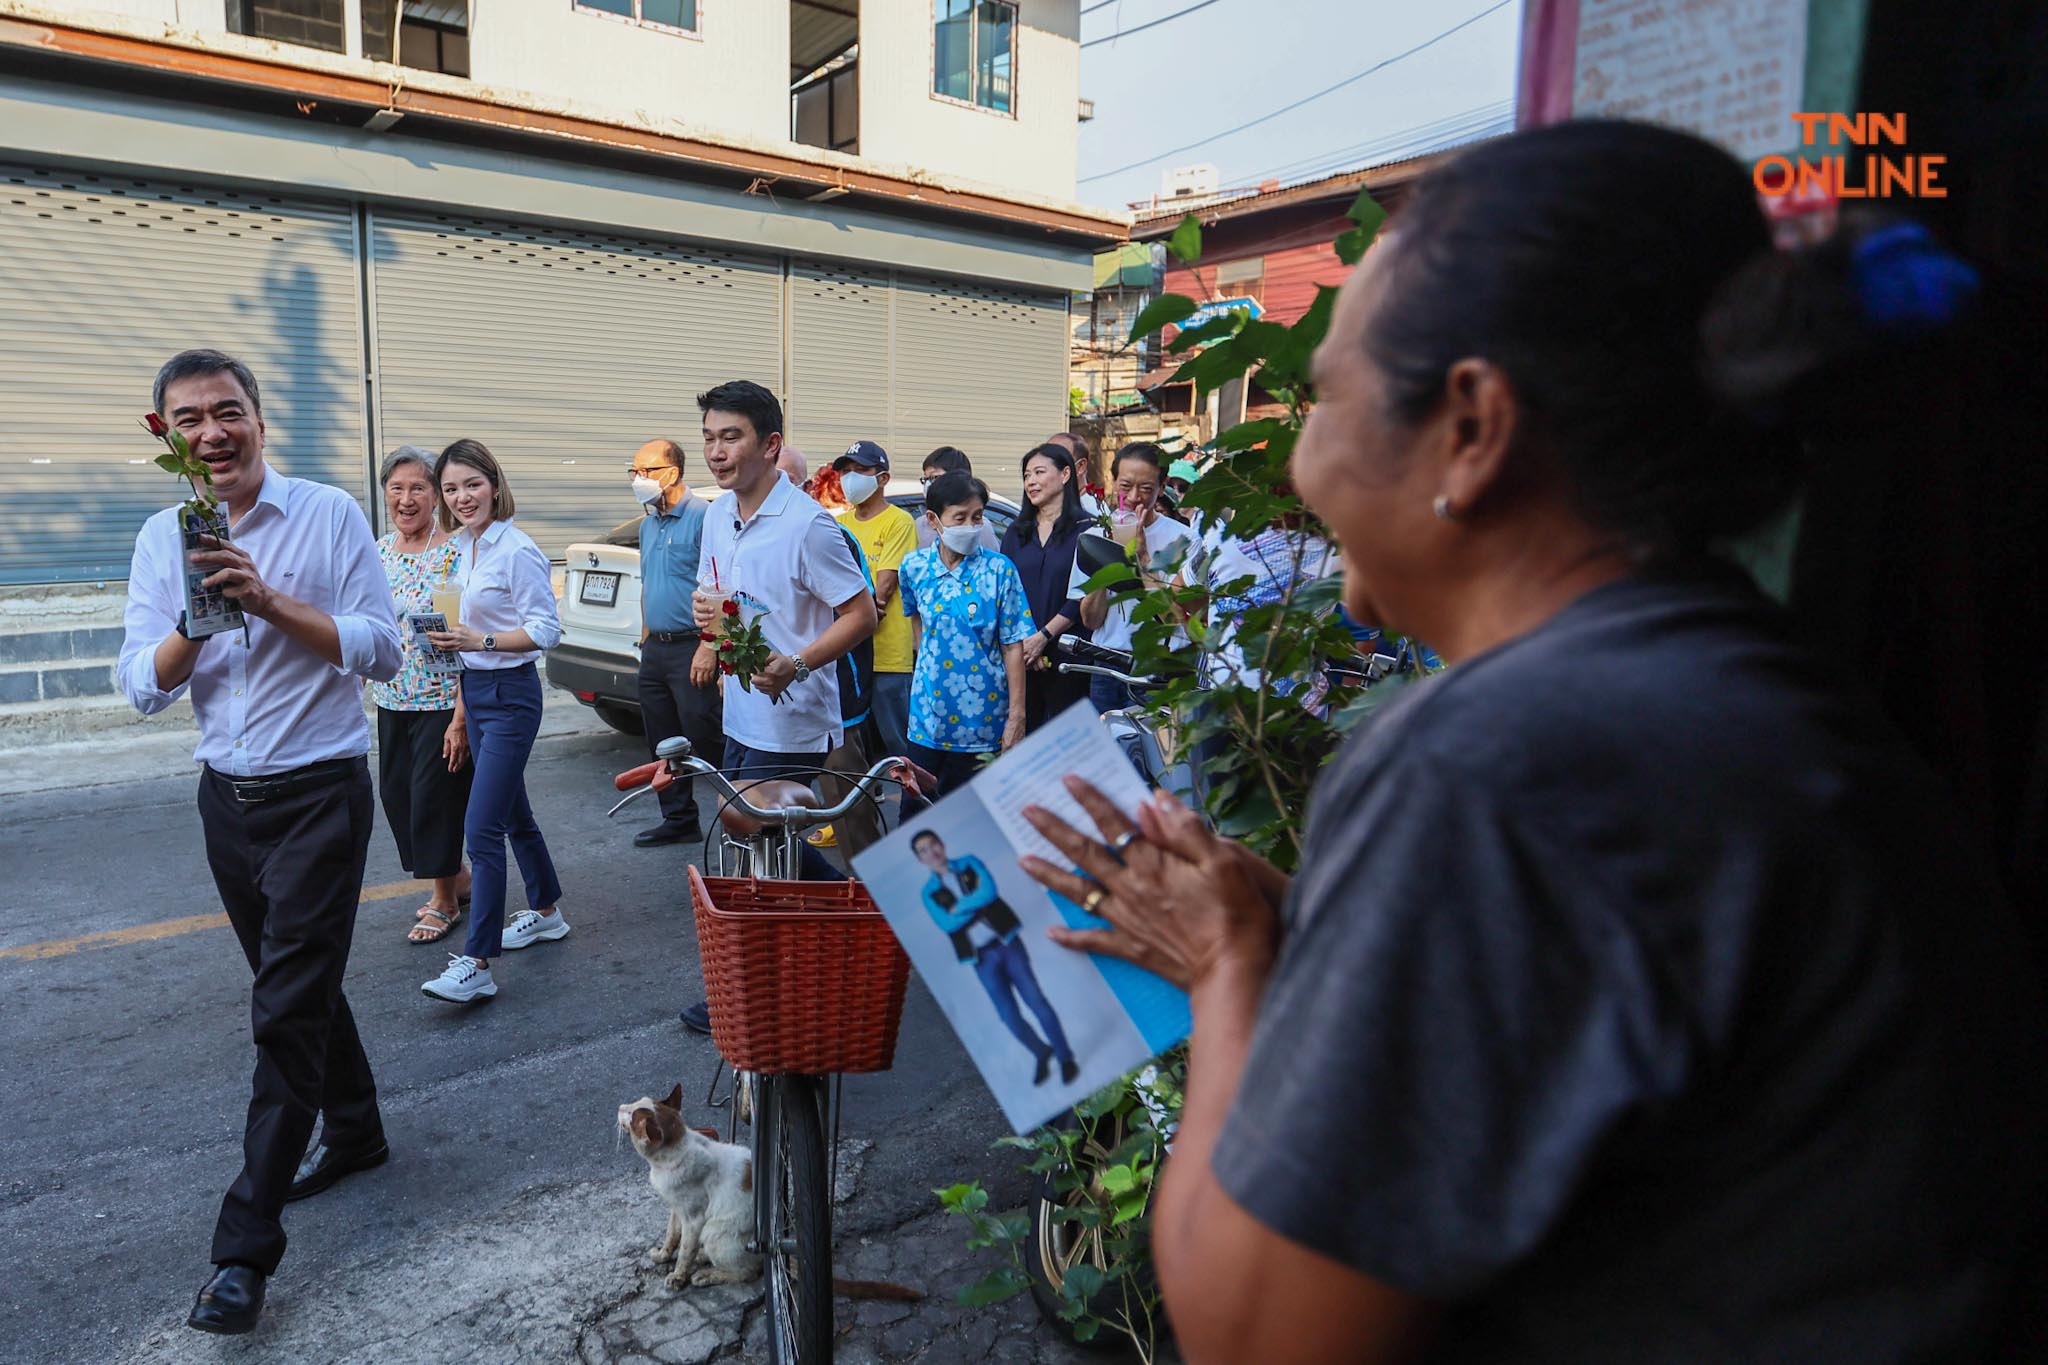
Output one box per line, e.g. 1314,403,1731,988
791,0,858,76
402,0,467,29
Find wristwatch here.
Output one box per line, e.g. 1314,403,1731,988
481,633,498,652
174,610,200,642
790,653,812,684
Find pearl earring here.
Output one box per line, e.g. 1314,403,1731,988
1432,495,1453,521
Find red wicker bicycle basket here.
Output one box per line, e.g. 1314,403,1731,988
687,866,912,1075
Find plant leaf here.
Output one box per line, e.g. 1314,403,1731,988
1163,311,1243,354
956,1267,1032,1307
1166,213,1202,264
1124,292,1197,347
154,453,185,475
1060,1264,1108,1303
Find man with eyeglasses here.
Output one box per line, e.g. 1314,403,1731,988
627,437,721,846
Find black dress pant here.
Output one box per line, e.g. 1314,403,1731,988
198,760,382,1274
636,636,725,832
375,706,473,878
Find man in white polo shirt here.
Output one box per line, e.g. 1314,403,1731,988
681,380,877,1032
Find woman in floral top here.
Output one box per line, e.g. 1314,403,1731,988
898,471,1034,797
372,447,474,943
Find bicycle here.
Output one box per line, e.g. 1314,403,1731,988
610,738,916,1365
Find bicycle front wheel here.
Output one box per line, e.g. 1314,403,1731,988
764,1072,832,1365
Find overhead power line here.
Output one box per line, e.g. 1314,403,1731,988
1078,0,1515,184
1083,0,1226,48
1236,99,1517,187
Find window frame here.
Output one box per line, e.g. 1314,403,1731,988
571,0,702,41
930,0,1018,120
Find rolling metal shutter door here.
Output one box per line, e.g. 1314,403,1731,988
889,273,1067,501
0,163,365,584
788,263,892,463
369,212,782,560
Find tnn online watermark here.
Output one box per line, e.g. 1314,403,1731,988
1754,113,1947,200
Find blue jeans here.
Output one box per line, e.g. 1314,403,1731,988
720,738,844,882
971,936,1073,1065
462,664,563,958
1089,673,1136,714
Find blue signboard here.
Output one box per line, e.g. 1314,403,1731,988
1173,296,1264,334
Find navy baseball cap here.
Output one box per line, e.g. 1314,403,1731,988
835,440,890,472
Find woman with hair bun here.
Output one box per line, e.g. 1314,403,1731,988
1016,120,2045,1363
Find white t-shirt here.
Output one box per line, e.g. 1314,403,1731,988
1191,525,1336,685
697,475,871,754
1067,514,1198,652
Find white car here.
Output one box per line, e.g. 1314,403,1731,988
549,492,1019,733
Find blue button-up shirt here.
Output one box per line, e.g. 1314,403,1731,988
640,495,708,633
118,464,403,777
899,543,1034,753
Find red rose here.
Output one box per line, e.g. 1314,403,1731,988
719,663,734,675
145,413,169,438
721,599,740,617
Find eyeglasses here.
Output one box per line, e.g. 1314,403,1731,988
627,465,675,477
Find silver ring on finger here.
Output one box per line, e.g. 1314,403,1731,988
1108,830,1140,857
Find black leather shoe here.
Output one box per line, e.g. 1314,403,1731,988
678,1000,713,1034
1032,1053,1051,1086
635,822,700,847
186,1264,265,1335
287,1138,389,1203
1059,1057,1080,1086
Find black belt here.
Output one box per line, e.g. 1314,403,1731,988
647,629,700,644
206,757,361,804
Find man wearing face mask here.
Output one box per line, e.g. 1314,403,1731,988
629,437,720,846
834,441,919,764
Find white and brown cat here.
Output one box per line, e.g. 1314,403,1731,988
618,1085,760,1290
617,1085,922,1303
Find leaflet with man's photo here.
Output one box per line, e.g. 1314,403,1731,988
405,611,464,675
852,702,1191,1133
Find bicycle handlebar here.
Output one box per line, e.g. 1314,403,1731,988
608,740,912,829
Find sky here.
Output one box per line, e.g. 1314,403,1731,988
1074,0,1523,212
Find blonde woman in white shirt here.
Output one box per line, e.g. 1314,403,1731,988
421,439,567,1004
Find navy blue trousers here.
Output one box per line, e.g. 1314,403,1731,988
461,664,563,957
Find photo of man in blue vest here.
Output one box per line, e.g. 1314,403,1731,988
914,829,1078,1086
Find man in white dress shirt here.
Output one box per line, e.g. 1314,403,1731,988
116,350,402,1336
675,380,876,1032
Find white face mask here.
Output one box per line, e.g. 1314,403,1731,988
841,471,880,506
939,523,982,555
632,475,665,506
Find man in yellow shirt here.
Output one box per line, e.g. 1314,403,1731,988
833,441,918,761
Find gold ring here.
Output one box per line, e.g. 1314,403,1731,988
1081,887,1108,915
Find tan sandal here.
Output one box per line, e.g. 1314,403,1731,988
408,904,463,944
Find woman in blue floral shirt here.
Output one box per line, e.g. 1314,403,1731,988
899,471,1035,796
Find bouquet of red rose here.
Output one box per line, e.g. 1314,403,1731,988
712,599,784,704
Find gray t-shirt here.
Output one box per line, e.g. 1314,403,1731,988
1214,571,2047,1363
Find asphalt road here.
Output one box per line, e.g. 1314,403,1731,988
0,723,1030,1364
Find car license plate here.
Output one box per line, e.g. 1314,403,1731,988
579,571,620,606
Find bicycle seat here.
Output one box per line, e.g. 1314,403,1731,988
718,778,821,838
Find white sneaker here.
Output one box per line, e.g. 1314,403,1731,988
421,954,496,1004
502,907,570,951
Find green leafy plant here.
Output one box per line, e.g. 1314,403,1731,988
940,194,1438,1357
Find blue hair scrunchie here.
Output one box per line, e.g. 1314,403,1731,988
1851,221,1980,334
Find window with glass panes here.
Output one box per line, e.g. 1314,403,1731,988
574,0,696,34
934,0,1015,114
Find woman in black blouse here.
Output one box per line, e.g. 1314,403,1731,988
1000,443,1091,732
